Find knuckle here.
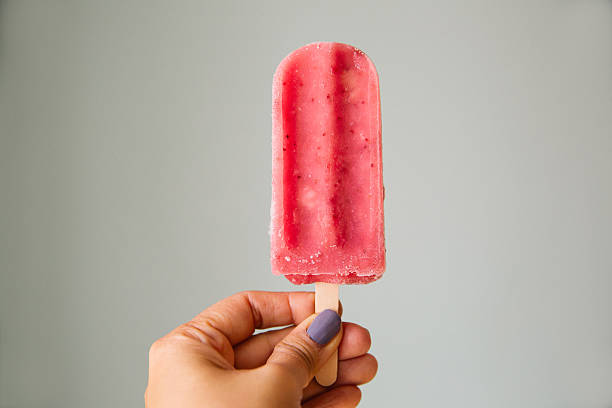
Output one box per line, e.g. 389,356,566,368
148,335,179,362
233,290,263,328
179,321,226,352
148,338,167,361
148,338,163,355
234,290,255,300
276,337,317,372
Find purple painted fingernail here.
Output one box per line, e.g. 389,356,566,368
307,309,341,345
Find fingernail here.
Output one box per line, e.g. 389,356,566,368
307,309,341,345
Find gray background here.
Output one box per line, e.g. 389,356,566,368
1,1,611,407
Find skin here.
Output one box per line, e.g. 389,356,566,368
145,291,378,407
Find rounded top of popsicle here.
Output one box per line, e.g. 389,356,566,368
273,42,379,81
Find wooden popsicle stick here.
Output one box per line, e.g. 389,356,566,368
314,282,339,386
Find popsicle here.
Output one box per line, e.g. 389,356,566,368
270,42,385,385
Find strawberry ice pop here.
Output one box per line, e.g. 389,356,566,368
270,42,385,285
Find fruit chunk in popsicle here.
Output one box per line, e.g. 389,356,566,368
270,42,385,285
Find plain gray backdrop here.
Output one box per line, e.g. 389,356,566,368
1,1,611,407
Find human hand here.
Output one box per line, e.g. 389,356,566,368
145,291,377,407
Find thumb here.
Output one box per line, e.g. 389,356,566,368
265,309,342,388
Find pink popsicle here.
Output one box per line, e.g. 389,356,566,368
270,42,385,285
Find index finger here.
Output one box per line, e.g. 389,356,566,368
191,291,315,346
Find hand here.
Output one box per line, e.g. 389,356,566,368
145,291,377,407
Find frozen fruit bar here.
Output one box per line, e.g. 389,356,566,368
270,42,385,285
